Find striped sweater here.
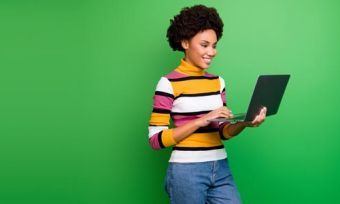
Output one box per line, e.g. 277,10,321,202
148,59,231,163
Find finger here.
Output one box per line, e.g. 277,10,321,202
223,111,233,118
214,108,228,116
254,109,266,123
259,111,266,122
255,116,265,125
219,112,233,119
253,115,264,126
261,114,266,121
258,108,265,116
251,117,257,124
223,107,233,113
221,106,228,111
219,109,233,117
259,107,266,113
251,115,260,125
261,107,267,116
257,114,265,123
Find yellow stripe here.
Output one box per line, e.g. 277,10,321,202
149,112,170,126
171,78,220,97
175,132,223,148
161,129,176,147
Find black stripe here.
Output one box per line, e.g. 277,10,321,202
174,91,220,99
155,91,174,99
171,110,211,116
169,76,219,82
153,108,171,114
158,131,165,148
149,124,168,127
222,88,225,93
223,103,227,106
172,145,224,151
194,127,219,133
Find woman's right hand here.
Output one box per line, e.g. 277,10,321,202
195,107,233,127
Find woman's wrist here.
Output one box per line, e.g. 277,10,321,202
194,118,205,128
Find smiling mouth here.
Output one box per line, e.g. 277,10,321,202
203,57,212,64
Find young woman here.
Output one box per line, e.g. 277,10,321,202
148,5,266,204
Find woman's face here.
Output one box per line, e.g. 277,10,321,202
182,29,218,69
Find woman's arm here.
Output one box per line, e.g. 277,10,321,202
221,107,267,139
172,106,233,143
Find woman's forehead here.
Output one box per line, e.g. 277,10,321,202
191,29,217,43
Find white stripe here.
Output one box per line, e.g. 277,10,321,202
155,77,173,95
219,76,225,92
148,126,168,138
169,149,227,163
172,94,223,113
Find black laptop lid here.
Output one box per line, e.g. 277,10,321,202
244,75,290,121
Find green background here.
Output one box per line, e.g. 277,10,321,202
1,0,339,203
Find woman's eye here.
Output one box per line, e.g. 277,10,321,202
201,44,208,48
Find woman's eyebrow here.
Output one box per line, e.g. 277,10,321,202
201,40,217,45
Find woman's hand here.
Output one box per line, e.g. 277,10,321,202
245,107,267,127
196,107,233,127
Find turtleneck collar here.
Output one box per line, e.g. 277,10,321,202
175,59,205,76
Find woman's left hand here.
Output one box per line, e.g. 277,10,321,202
246,107,267,127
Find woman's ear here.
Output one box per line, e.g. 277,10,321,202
181,40,189,50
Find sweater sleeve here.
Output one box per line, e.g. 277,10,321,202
218,77,233,140
148,77,176,150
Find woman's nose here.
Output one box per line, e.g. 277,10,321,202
208,47,217,56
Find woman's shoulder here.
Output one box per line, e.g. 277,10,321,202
162,70,188,81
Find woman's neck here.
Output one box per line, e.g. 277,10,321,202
175,58,205,76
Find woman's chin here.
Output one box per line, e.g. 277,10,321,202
200,64,210,69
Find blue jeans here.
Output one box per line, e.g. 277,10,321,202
165,159,242,204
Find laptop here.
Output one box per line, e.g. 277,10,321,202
209,74,290,123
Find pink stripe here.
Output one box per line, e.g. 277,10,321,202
172,114,204,123
166,71,187,79
172,114,203,127
149,133,161,150
172,114,223,128
153,95,173,110
221,91,226,104
204,73,217,77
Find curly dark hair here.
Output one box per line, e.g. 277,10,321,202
166,5,224,52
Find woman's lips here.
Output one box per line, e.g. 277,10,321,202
203,57,212,64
